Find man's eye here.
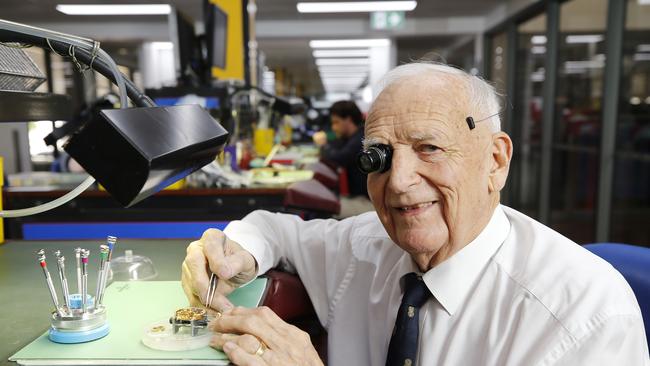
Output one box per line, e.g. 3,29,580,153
415,144,439,153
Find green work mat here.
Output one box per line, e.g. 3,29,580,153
9,278,268,365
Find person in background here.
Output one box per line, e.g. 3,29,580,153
312,100,373,217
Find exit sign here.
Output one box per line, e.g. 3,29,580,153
371,11,405,30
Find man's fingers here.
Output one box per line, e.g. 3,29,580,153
219,251,257,284
201,230,256,285
230,306,286,329
211,333,261,354
210,332,239,350
201,230,242,279
181,262,201,306
184,241,210,296
211,308,284,352
202,229,228,266
208,293,234,313
222,342,266,366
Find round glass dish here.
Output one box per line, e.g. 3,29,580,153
107,250,158,282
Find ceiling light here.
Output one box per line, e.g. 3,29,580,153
634,53,650,61
325,92,353,101
322,80,364,85
310,39,390,48
150,42,174,50
319,70,367,75
564,60,605,69
565,35,604,44
313,49,370,58
56,4,172,15
531,35,547,44
316,58,370,66
637,44,650,52
318,65,369,71
531,46,546,54
321,78,366,83
320,73,368,79
638,0,650,4
297,1,416,13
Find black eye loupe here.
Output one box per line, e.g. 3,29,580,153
356,144,393,174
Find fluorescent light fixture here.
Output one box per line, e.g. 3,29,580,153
320,73,368,79
313,49,370,58
310,39,390,48
316,58,370,66
564,60,605,69
638,0,650,5
325,88,358,93
636,44,650,52
323,84,362,89
320,70,367,75
530,70,545,82
322,80,364,86
531,35,547,44
297,1,416,13
321,78,366,84
325,92,352,101
56,4,172,15
150,42,173,50
566,35,604,44
634,53,650,61
318,65,369,71
531,46,546,54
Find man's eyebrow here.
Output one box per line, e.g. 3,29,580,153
408,131,440,142
362,136,383,149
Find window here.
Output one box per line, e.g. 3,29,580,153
513,14,546,218
549,0,607,243
610,0,650,245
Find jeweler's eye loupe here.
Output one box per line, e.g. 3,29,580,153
357,144,393,174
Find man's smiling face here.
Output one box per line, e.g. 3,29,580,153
365,74,498,270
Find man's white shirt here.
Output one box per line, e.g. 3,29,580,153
224,205,649,365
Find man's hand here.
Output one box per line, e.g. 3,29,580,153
210,306,323,366
181,229,257,312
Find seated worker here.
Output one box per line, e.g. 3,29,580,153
313,100,373,217
181,63,649,365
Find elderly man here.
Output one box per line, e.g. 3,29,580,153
182,63,649,365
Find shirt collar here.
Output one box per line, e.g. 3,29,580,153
412,205,511,316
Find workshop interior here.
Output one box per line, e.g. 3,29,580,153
0,0,649,364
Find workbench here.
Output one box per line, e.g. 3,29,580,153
0,239,189,365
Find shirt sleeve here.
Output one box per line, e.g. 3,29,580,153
223,210,357,327
542,314,650,366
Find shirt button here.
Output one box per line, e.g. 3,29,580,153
407,306,415,318
404,359,412,366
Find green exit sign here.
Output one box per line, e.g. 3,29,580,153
371,11,405,30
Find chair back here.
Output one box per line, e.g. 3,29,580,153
584,243,650,348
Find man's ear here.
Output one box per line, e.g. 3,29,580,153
488,132,513,193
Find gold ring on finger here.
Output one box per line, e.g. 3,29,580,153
254,340,268,356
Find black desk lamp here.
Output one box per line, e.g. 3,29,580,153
0,19,228,209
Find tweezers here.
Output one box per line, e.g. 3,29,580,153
204,272,217,307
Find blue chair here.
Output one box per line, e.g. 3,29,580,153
584,243,650,349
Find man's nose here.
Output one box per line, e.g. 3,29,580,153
386,147,421,193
